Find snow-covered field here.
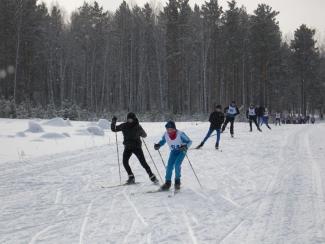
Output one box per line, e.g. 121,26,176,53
1,118,325,243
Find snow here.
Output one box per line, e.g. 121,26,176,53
41,132,68,139
87,126,105,136
26,120,44,133
43,117,71,127
1,118,325,243
97,119,110,129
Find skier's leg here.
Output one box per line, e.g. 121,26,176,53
249,118,253,131
133,147,153,175
165,152,177,181
202,128,213,144
230,118,234,135
253,117,261,131
122,148,134,177
216,129,221,144
174,152,186,181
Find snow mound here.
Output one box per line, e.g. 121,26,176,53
62,132,70,137
87,122,98,127
86,126,104,136
41,132,67,139
16,132,26,137
26,121,44,133
97,119,110,129
43,117,71,127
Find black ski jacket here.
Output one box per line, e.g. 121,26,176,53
209,111,225,129
111,119,147,149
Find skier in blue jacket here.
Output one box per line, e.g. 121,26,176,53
154,121,192,191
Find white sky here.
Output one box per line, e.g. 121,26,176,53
42,0,325,41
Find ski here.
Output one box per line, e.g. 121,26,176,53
101,182,141,189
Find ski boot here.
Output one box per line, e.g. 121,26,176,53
231,134,234,138
126,175,135,184
149,174,159,184
175,179,181,190
160,181,171,191
195,142,204,149
215,142,219,150
258,127,262,132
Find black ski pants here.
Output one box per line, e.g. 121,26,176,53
222,117,235,135
123,147,152,177
249,115,260,131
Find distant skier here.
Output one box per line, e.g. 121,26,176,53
221,101,240,137
311,116,316,124
196,105,225,150
111,112,158,184
256,105,265,126
154,121,192,191
246,104,262,132
260,107,271,129
275,112,281,126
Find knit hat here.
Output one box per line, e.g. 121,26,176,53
165,120,176,129
127,112,136,120
216,105,222,109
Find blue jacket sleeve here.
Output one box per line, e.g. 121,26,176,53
158,134,166,146
180,132,192,148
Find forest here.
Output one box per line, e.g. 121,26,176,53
0,0,324,120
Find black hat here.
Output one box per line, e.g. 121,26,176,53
165,120,176,129
127,112,136,120
216,105,222,109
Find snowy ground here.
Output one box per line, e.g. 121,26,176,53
1,119,325,243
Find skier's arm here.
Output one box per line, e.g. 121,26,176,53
139,125,147,138
157,134,167,147
180,132,192,149
208,112,213,123
111,119,123,132
246,110,249,118
236,107,240,115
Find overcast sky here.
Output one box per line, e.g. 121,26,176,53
42,0,325,40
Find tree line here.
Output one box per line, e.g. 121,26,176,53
0,0,324,120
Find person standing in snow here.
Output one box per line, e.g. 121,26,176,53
196,105,225,149
260,107,271,129
221,101,240,137
256,105,265,126
275,112,281,126
246,104,262,132
111,112,158,184
154,121,192,191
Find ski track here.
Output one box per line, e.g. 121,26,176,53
1,123,325,243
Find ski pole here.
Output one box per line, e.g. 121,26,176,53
142,138,163,183
157,149,166,168
185,154,203,189
114,125,122,185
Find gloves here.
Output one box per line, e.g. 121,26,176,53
112,116,117,122
179,145,188,152
154,143,160,150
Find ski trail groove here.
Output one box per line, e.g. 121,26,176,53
79,200,93,244
122,191,148,226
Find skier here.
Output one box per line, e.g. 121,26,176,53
111,112,158,184
246,104,262,132
311,116,316,124
260,107,271,129
154,121,192,191
221,101,240,137
275,112,281,126
256,105,265,126
196,105,225,149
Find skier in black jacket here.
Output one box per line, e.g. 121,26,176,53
221,101,240,137
246,104,262,132
196,105,225,149
111,112,158,184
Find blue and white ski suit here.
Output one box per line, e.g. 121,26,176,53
158,130,192,181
